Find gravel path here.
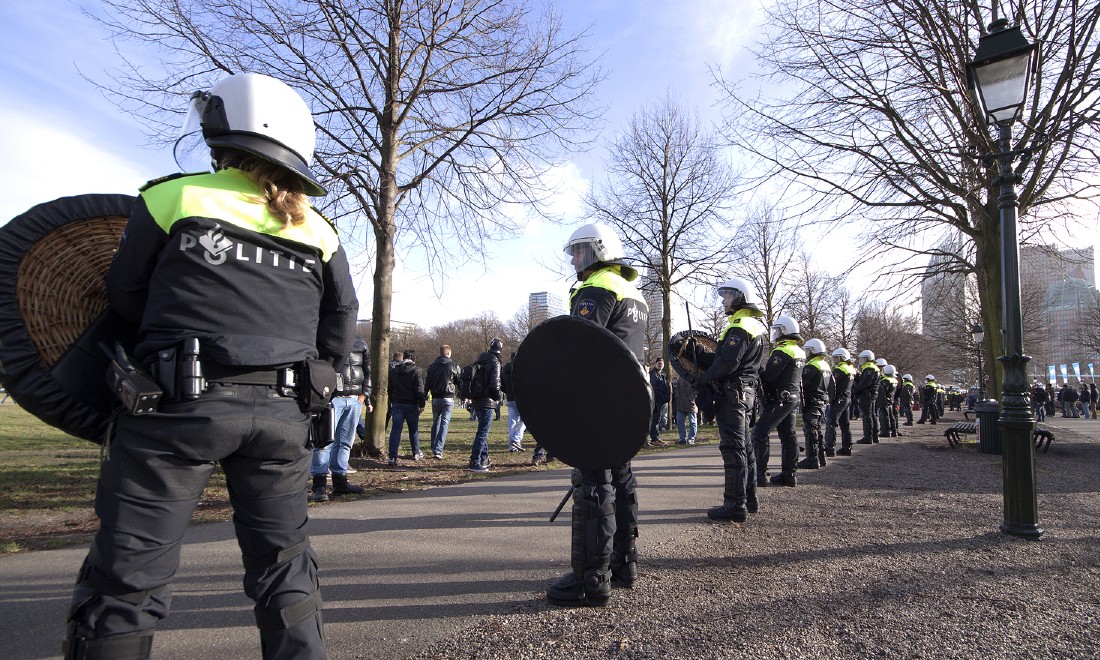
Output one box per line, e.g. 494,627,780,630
415,420,1100,659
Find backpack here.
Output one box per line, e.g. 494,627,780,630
459,362,483,399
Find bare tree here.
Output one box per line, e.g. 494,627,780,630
727,201,801,324
585,94,738,382
784,252,850,343
92,0,601,450
716,0,1100,400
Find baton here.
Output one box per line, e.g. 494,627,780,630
549,485,576,522
685,302,701,382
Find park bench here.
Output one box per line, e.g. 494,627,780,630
945,412,1055,451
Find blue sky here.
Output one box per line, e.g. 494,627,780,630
2,2,1093,330
0,1,766,329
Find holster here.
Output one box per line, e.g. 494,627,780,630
299,359,338,414
309,405,335,449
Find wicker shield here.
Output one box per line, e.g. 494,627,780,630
667,329,719,381
512,315,652,470
0,194,138,443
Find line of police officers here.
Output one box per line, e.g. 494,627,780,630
678,279,929,524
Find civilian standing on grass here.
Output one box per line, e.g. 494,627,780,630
387,350,426,465
424,344,461,459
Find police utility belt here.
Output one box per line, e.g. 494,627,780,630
107,338,337,416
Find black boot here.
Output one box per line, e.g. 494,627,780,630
837,446,852,456
818,447,827,467
609,547,637,589
769,472,796,487
310,475,329,502
708,466,748,521
547,486,613,607
797,456,819,469
331,473,365,495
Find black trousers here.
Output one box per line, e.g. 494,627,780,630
751,395,798,474
66,385,323,660
571,463,638,568
824,396,852,449
857,392,878,442
715,386,757,505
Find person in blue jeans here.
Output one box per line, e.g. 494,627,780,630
425,344,461,458
387,350,426,466
468,339,504,472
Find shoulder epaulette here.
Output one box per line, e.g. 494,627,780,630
139,171,207,192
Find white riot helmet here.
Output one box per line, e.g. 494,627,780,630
857,349,875,365
715,277,763,315
903,373,913,382
926,374,935,382
563,223,637,281
832,347,852,361
769,314,801,342
804,338,827,357
183,73,326,196
883,365,896,376
875,357,888,368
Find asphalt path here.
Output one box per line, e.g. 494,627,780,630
2,414,1096,659
0,435,755,659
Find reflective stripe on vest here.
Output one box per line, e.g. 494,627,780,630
719,309,766,342
774,340,806,361
141,168,339,261
835,362,857,376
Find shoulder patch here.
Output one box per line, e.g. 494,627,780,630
139,171,207,192
576,299,597,318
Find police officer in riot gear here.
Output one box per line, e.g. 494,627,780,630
547,223,648,607
751,315,806,487
877,362,898,439
64,73,357,660
798,339,832,469
853,350,881,444
918,375,940,424
826,348,857,456
690,277,767,522
899,373,916,425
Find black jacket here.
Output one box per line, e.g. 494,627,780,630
853,363,880,399
336,336,370,396
471,351,503,409
388,360,426,407
107,169,358,366
501,360,517,404
801,358,832,411
425,356,461,399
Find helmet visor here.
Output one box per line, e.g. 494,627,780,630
716,287,743,310
174,92,213,172
565,242,598,273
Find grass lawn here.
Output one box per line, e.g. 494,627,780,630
0,401,717,555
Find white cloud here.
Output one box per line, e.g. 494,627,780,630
0,106,159,226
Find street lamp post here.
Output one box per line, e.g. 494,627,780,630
967,18,1043,539
971,322,985,398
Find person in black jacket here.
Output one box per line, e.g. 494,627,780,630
853,350,881,442
547,223,649,607
648,358,671,445
311,335,371,501
387,350,426,465
825,348,857,456
899,373,916,426
751,315,805,487
798,339,832,469
467,339,504,472
65,73,355,659
425,344,461,459
501,352,527,452
691,277,767,521
917,375,940,424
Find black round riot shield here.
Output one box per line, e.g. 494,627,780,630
0,194,138,443
667,329,719,381
512,315,652,470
